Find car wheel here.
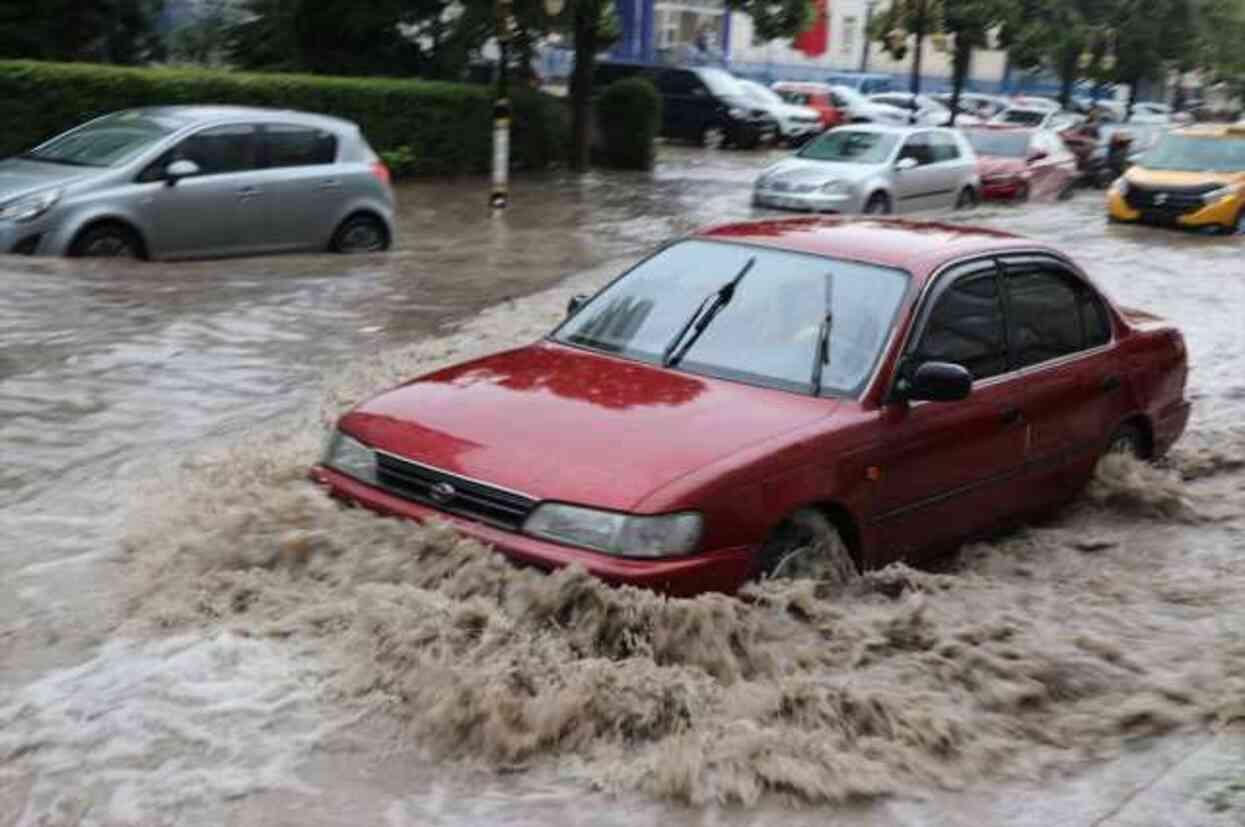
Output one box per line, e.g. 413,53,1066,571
955,187,979,210
331,214,389,254
863,192,892,215
760,509,857,584
1107,422,1148,460
699,125,726,150
68,223,141,258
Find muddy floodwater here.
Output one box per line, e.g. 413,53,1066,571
2,147,1245,826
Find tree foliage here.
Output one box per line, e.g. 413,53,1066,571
0,0,165,64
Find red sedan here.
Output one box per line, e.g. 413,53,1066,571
312,219,1190,595
964,126,1079,201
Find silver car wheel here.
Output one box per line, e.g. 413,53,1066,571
333,216,388,254
83,236,135,257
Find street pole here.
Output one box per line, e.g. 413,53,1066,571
859,0,877,73
491,0,513,212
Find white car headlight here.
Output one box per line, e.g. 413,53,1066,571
321,429,378,484
1202,184,1242,204
820,180,850,196
0,189,61,223
524,503,702,558
1111,177,1130,196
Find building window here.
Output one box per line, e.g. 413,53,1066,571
841,15,857,55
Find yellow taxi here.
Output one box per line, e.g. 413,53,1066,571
1108,123,1245,233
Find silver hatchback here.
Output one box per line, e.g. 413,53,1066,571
0,106,395,259
753,124,981,215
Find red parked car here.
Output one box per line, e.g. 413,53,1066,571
772,82,845,130
963,126,1079,201
313,219,1190,596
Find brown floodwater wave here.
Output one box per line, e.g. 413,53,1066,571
120,413,1245,808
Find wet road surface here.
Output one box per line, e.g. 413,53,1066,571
2,147,1245,826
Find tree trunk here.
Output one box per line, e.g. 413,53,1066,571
570,4,598,174
1126,78,1138,121
1058,49,1077,110
909,16,925,96
949,39,971,127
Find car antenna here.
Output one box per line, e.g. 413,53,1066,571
811,272,835,396
663,257,757,368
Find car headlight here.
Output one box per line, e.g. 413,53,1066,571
1111,177,1130,196
0,189,61,223
321,429,377,484
523,503,702,558
820,180,850,196
727,107,747,119
1202,184,1242,204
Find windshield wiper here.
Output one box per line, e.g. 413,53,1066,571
810,273,835,396
662,257,756,368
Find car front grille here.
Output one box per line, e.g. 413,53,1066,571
374,451,537,531
1124,183,1216,217
769,180,819,193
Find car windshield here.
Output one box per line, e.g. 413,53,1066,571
997,109,1046,127
1141,134,1245,172
965,130,1031,158
697,68,745,97
741,81,784,108
21,112,177,167
798,129,898,163
553,240,910,397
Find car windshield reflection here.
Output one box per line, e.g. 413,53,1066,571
553,240,910,397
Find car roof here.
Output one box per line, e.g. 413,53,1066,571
120,105,358,133
693,217,1043,278
832,122,937,136
774,81,831,92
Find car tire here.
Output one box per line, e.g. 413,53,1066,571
863,192,892,215
760,509,858,584
699,125,726,150
1106,422,1148,460
331,214,390,254
68,222,142,259
955,187,979,210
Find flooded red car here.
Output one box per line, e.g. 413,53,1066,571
964,126,1079,201
312,218,1190,595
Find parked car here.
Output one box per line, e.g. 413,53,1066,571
771,82,846,131
825,72,896,95
312,218,1191,594
963,126,1078,201
829,85,910,125
1108,123,1245,233
932,92,1010,120
0,106,394,259
1011,95,1061,112
739,79,824,145
752,124,980,214
992,106,1081,131
868,92,981,126
592,62,773,149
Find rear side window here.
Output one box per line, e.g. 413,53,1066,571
912,272,1008,380
1006,266,1108,367
264,124,337,167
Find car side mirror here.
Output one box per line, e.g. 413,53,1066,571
566,294,588,317
896,156,919,171
896,361,973,403
164,159,200,185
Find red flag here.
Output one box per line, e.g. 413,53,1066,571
794,0,829,57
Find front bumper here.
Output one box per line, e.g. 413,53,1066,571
1108,189,1242,229
0,219,47,255
981,178,1027,200
753,186,863,213
311,465,757,596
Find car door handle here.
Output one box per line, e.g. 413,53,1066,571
237,186,262,199
317,180,342,191
1000,405,1024,426
1102,375,1122,393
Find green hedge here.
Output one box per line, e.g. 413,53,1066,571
0,60,567,177
595,78,662,170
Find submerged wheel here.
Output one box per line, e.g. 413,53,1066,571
1107,422,1147,460
760,509,858,585
68,223,141,258
331,214,389,254
955,186,979,209
699,125,726,150
863,192,892,215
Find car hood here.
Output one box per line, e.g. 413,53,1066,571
1126,168,1245,188
0,158,93,203
339,342,838,511
977,156,1027,177
761,157,874,185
